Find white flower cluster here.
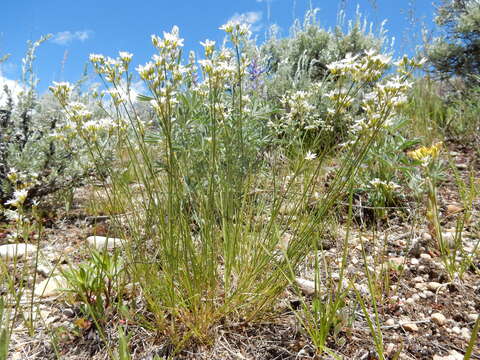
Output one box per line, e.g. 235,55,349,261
368,178,400,191
49,81,73,106
327,49,391,82
135,26,192,116
89,51,133,83
4,189,28,208
358,74,413,130
273,89,332,135
2,168,39,227
219,21,252,45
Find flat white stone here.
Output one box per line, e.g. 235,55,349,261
86,236,125,250
34,276,67,298
295,278,315,296
0,244,37,260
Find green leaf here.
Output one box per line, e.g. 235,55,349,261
137,94,154,102
0,328,9,360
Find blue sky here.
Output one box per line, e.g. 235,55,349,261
0,0,436,93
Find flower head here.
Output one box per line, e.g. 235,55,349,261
305,151,317,161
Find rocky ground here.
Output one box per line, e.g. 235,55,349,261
1,141,479,360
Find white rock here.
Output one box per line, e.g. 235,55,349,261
34,276,67,297
403,322,418,332
412,276,424,282
36,263,55,277
0,243,38,259
415,282,427,291
385,319,395,326
431,313,447,326
385,343,395,356
423,290,435,298
460,327,471,341
420,253,432,260
356,284,369,296
452,326,461,335
433,350,464,360
390,256,405,266
411,258,420,266
467,313,479,322
295,278,315,296
406,297,416,305
87,236,125,250
427,282,443,291
422,232,432,242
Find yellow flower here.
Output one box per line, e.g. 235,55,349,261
407,142,442,162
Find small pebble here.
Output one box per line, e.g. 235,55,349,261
420,253,432,260
422,232,432,242
431,313,446,326
63,308,76,318
467,313,479,322
390,257,405,266
460,327,471,340
403,322,419,332
385,319,395,326
385,343,395,356
427,282,443,291
423,290,435,298
415,283,427,291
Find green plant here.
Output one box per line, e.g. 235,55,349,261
464,314,480,360
0,36,115,212
115,326,132,360
426,0,480,85
353,119,420,222
0,298,10,360
289,215,353,355
62,249,125,322
407,142,469,279
50,19,420,353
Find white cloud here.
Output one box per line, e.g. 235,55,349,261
0,75,23,107
51,30,93,46
228,11,263,32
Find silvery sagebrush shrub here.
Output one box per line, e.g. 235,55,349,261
257,8,392,148
0,36,110,219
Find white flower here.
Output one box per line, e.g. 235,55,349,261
219,21,235,33
5,189,29,208
136,62,155,80
89,54,105,64
200,39,216,56
305,151,317,161
119,51,133,63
